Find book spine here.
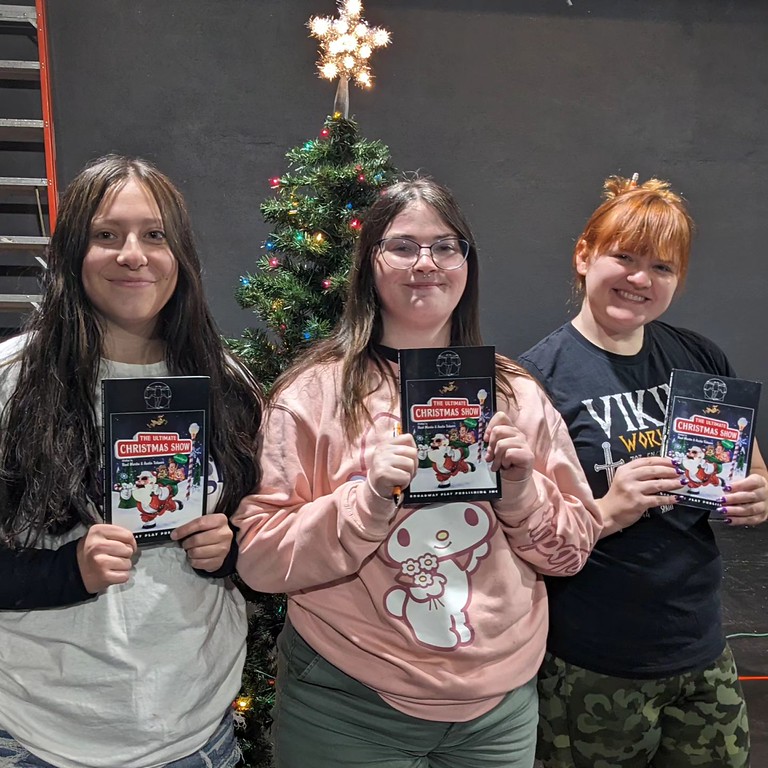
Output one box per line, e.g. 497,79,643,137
101,381,110,523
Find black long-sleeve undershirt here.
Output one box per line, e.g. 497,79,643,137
0,540,94,610
0,527,240,611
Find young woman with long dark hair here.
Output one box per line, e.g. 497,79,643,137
0,155,261,768
235,178,601,768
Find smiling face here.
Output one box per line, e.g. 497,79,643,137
82,177,178,350
430,434,448,450
373,200,468,348
575,242,679,343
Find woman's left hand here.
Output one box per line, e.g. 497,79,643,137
484,411,534,482
718,473,768,526
172,513,233,571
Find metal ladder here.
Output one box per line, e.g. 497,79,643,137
0,1,57,330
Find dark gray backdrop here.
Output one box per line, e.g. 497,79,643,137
44,0,768,437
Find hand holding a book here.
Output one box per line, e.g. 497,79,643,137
598,456,683,534
77,524,137,593
172,513,233,572
717,471,768,527
483,412,534,482
368,433,418,501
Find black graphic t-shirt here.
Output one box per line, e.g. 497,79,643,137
519,321,734,677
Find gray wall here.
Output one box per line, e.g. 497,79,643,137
45,0,768,437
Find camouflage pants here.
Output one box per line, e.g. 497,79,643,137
536,645,749,768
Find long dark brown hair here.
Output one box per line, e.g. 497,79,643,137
271,177,528,438
0,155,261,545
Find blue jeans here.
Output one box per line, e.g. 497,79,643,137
0,711,241,768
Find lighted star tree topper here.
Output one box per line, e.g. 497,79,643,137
308,0,391,114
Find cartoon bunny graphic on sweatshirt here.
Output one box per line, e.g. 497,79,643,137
382,502,495,650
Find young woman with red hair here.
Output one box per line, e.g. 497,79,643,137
520,175,768,768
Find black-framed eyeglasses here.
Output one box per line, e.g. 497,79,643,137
375,237,470,270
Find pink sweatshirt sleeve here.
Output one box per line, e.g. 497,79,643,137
233,401,398,593
491,380,602,576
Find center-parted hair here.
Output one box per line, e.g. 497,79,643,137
270,176,527,438
574,175,694,291
0,155,261,545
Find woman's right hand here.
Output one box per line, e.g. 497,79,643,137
367,433,418,501
599,456,686,535
76,524,137,593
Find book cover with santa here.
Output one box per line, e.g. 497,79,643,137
660,369,761,510
102,376,210,544
398,346,501,506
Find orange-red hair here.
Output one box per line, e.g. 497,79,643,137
574,175,694,291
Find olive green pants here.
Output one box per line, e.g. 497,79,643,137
271,620,538,768
537,645,749,768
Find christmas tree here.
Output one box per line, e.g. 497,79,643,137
230,3,396,764
231,112,397,386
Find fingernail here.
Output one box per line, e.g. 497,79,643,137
674,467,685,475
671,458,681,467
724,518,732,525
723,484,732,492
679,478,688,486
717,506,728,514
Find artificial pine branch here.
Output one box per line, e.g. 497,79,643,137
230,113,398,766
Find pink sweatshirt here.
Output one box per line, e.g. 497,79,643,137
235,359,601,722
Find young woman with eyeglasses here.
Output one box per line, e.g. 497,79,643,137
234,178,601,768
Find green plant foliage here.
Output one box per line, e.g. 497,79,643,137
231,113,397,390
